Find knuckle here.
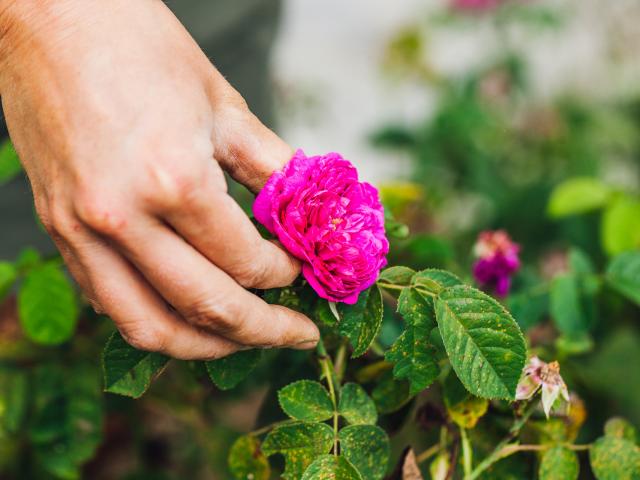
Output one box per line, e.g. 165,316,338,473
46,201,78,241
76,193,127,236
233,259,267,289
144,160,203,208
183,297,235,334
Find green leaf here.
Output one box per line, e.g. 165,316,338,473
30,364,103,478
301,454,362,480
385,323,439,395
0,262,17,301
606,251,640,306
206,349,262,390
102,331,169,398
339,425,390,480
338,285,383,357
0,367,28,433
602,197,640,256
590,436,640,480
547,177,610,218
435,285,527,399
228,435,270,480
378,266,416,288
550,273,587,337
371,370,411,414
397,286,437,328
262,422,334,480
539,446,579,480
605,418,638,444
18,264,78,345
338,383,377,426
412,269,462,296
0,140,22,185
278,380,334,422
443,374,488,429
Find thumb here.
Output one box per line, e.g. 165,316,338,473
212,101,294,193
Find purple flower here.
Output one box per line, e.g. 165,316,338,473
253,149,389,304
472,230,520,297
516,356,570,418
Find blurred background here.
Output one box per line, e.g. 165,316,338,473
1,0,639,478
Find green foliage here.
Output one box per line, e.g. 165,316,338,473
278,380,334,422
378,266,416,288
371,370,411,414
102,331,170,398
605,418,638,444
550,273,586,337
602,197,640,255
443,373,488,429
18,263,78,345
206,349,262,390
547,177,611,218
539,446,579,480
228,435,270,480
0,140,22,185
301,455,362,480
262,422,334,480
0,368,28,434
590,436,640,480
338,285,383,357
0,262,17,301
339,425,390,480
606,251,640,306
338,383,377,426
435,285,526,399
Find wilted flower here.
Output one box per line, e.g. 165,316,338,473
253,149,389,304
516,356,570,418
472,230,520,296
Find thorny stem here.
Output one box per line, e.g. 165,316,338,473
317,339,340,455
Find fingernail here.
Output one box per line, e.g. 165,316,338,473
292,338,319,350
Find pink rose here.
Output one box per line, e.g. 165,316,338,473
253,149,389,304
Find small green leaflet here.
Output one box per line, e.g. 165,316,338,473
435,285,527,400
378,266,416,288
339,425,390,480
0,261,17,301
338,382,377,425
278,380,334,422
206,349,262,390
386,286,440,395
228,435,270,480
604,417,638,443
412,269,462,296
539,446,579,480
590,436,640,480
102,331,170,398
0,140,22,185
606,251,640,307
301,454,362,480
262,422,333,480
18,263,78,345
339,285,383,357
547,177,611,218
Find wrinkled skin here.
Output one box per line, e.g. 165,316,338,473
254,150,388,304
0,0,319,359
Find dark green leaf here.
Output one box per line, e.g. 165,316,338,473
339,425,390,480
102,331,169,398
206,349,262,390
397,286,436,328
338,383,377,426
278,380,334,422
262,422,334,480
18,264,78,345
228,435,270,480
547,177,610,218
590,436,640,480
412,269,462,296
539,446,579,480
0,262,17,301
606,251,640,306
435,285,527,399
339,285,383,357
550,274,587,337
0,140,22,185
371,370,411,414
0,367,28,433
301,454,362,480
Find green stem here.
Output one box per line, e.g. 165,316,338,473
250,419,295,437
461,427,472,477
376,282,405,291
333,340,348,384
466,400,538,480
317,339,340,455
496,443,591,458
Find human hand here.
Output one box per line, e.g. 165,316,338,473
0,0,319,359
